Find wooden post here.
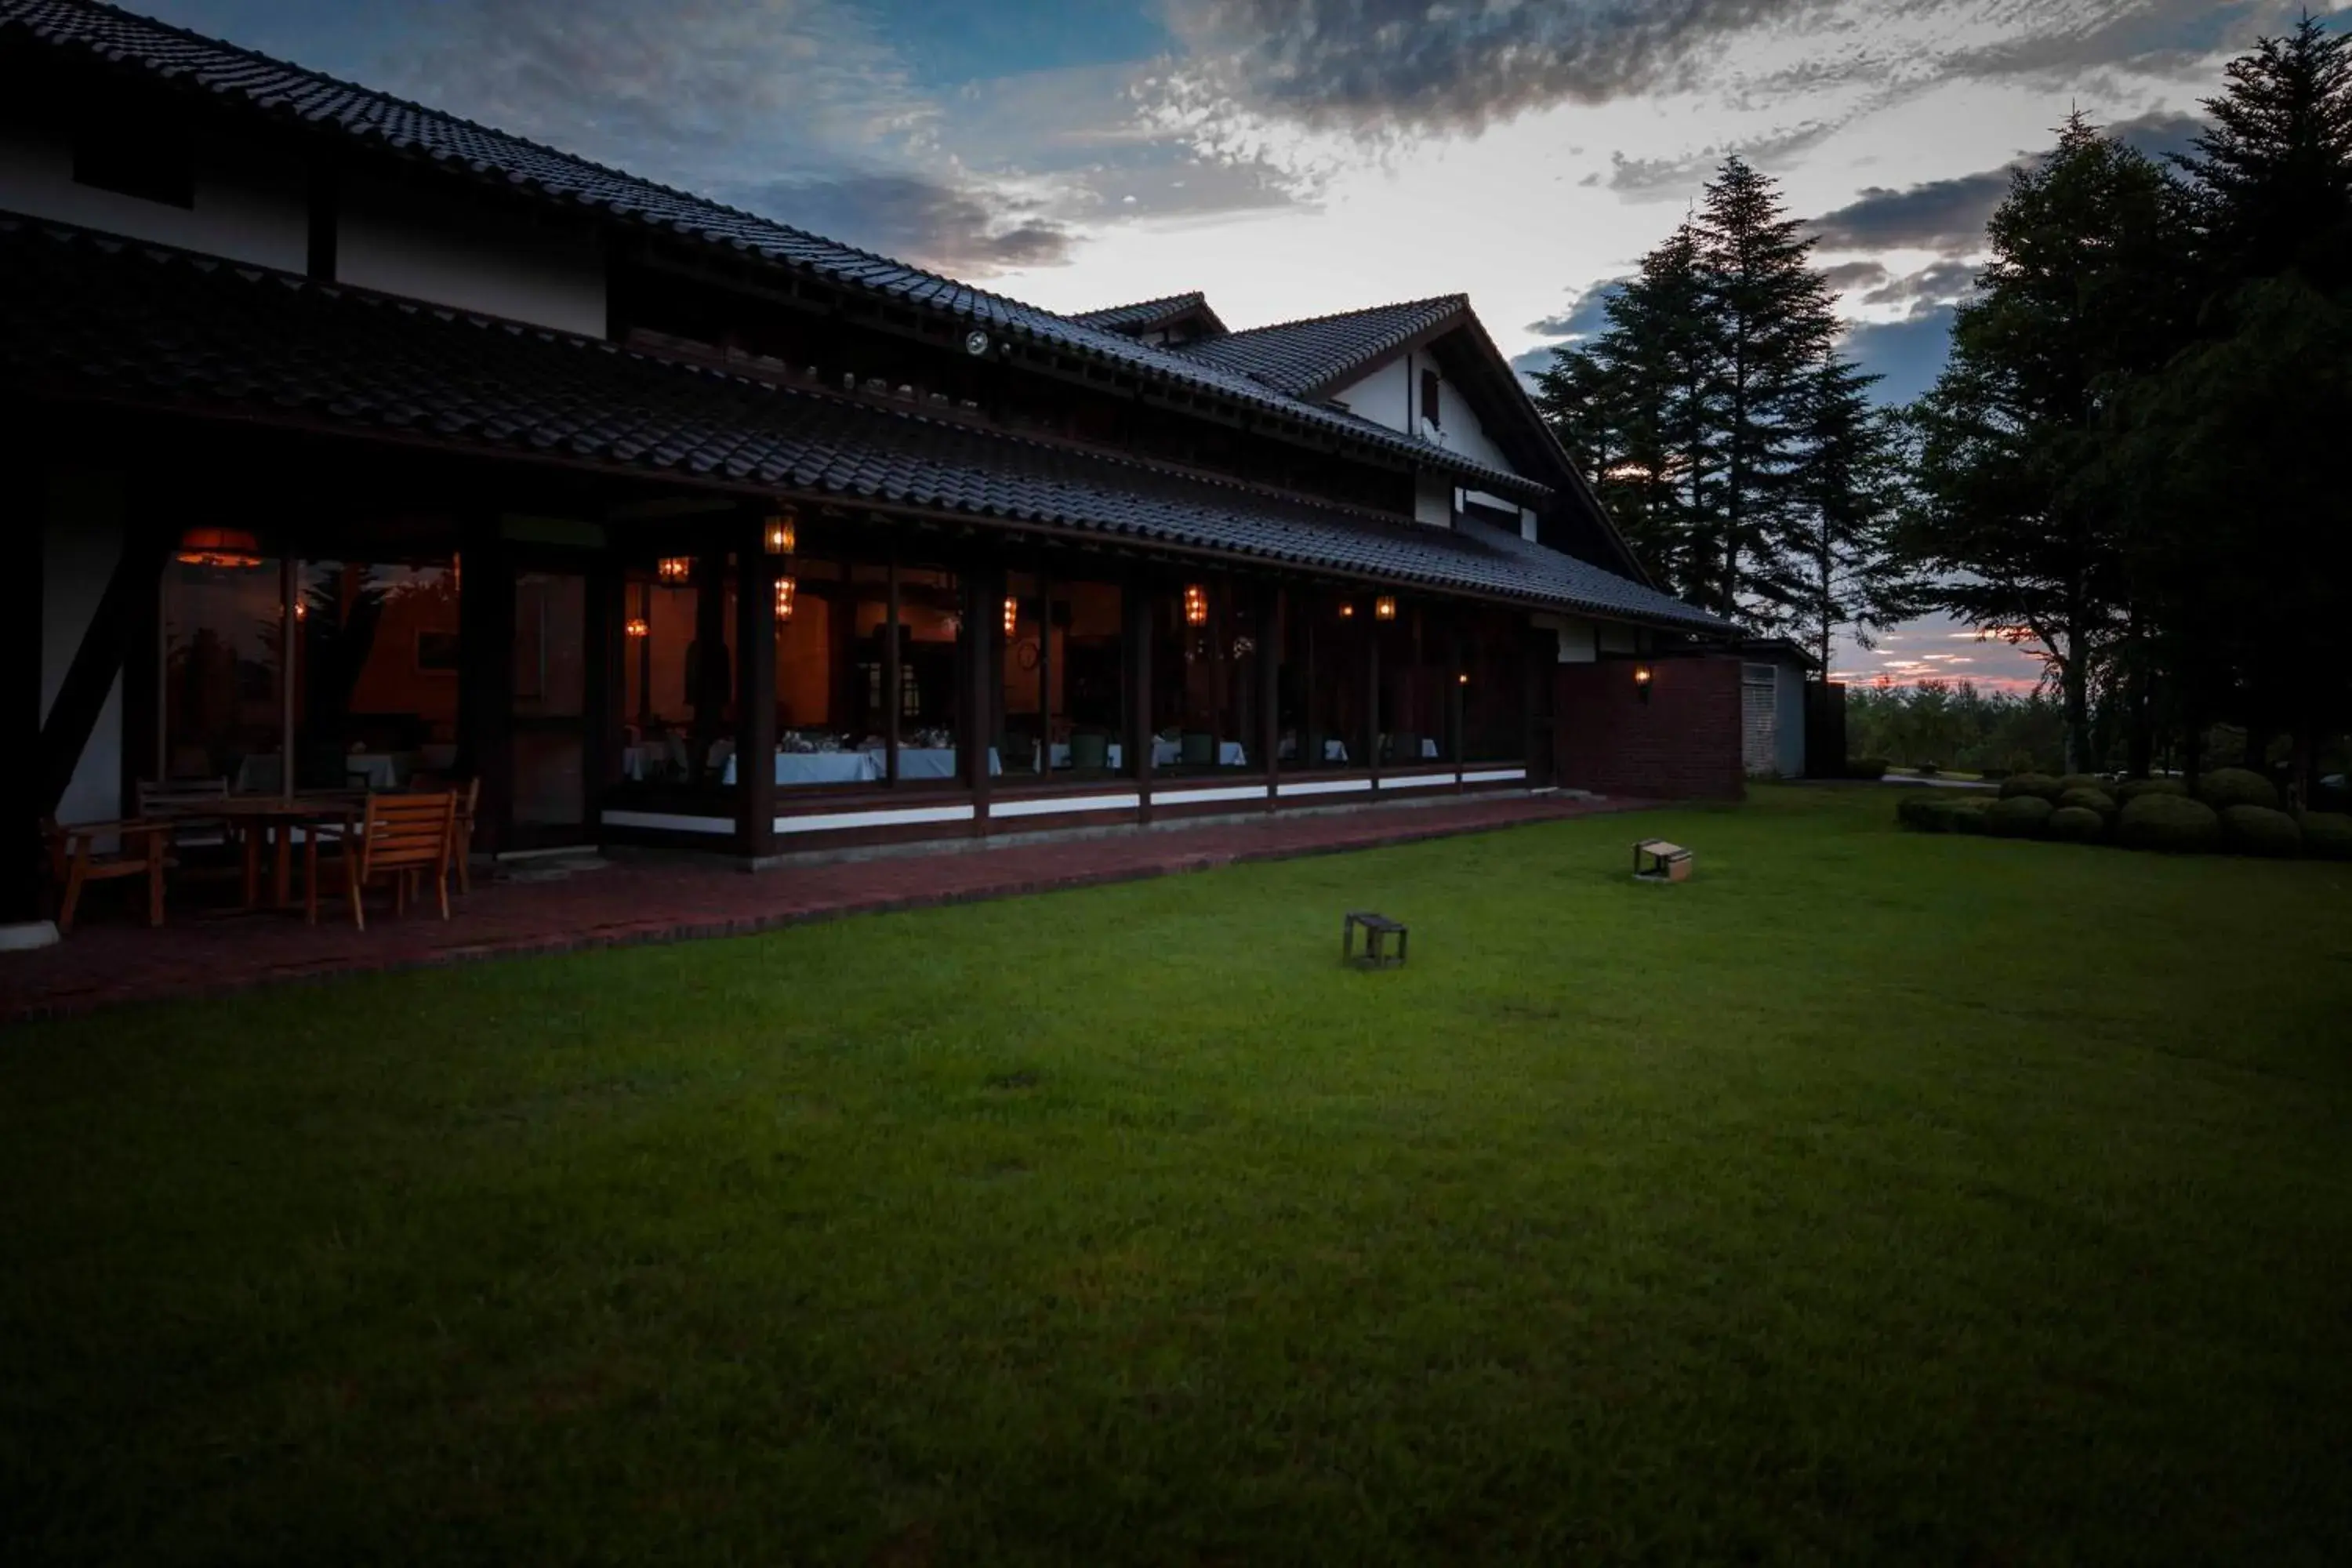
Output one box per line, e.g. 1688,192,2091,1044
584,554,622,810
455,524,514,855
1036,568,1052,776
118,514,162,810
1124,577,1152,818
5,441,45,923
1365,614,1381,785
964,564,1001,831
1302,595,1320,771
735,521,776,861
691,543,728,774
1258,584,1280,800
35,503,172,819
279,553,297,799
883,547,902,785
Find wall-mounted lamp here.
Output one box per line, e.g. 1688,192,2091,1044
763,512,797,555
1633,661,1654,702
1338,601,1355,619
1457,671,1469,686
774,577,796,622
1183,583,1209,626
656,556,693,584
1004,595,1020,637
1374,595,1397,622
624,615,650,639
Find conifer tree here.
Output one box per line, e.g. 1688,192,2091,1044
1786,355,1915,676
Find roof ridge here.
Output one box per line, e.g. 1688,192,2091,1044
1073,289,1206,318
1217,293,1466,339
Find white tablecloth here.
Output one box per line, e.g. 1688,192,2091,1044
887,746,1000,779
1150,739,1247,768
722,751,880,785
343,753,399,789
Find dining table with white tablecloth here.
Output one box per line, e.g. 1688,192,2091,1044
341,753,399,789
717,746,1000,784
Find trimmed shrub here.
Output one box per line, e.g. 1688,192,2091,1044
1846,757,1890,780
2117,775,2190,804
2000,772,2062,802
2299,811,2352,860
2056,773,2110,796
1896,794,1992,834
2057,786,2116,817
2118,793,2220,853
2197,766,2280,812
1986,796,2055,837
2220,804,2302,857
2046,805,2108,844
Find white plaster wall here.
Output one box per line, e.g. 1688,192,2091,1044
1596,622,1640,655
338,173,607,337
1537,613,1598,663
1330,360,1410,430
1413,470,1454,528
42,471,127,826
1329,354,1519,477
0,122,308,270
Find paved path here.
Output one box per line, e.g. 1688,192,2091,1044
2,794,1649,1023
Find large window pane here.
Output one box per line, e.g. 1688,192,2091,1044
620,556,736,783
1002,574,1127,777
1462,610,1526,761
1150,579,1256,775
164,552,283,789
296,557,461,789
1377,600,1447,767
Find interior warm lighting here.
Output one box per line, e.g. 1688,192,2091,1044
1633,661,1654,702
1374,595,1397,622
1003,595,1020,637
1338,602,1355,619
764,513,796,554
657,556,693,583
174,526,263,568
1457,671,1468,685
1183,583,1208,626
293,599,308,622
624,615,650,639
775,576,797,622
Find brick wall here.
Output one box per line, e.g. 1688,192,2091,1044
1555,655,1744,800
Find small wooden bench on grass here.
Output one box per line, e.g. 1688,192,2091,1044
1632,839,1692,883
1341,910,1409,969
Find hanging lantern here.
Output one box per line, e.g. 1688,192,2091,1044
764,512,796,555
174,525,263,568
1183,583,1208,626
1457,670,1469,685
293,599,308,622
1003,595,1020,638
1338,602,1355,619
1632,661,1654,702
656,556,693,584
1374,595,1397,622
624,615,650,639
774,576,797,622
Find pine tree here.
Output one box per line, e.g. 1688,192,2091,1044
2172,11,2352,292
1907,116,2194,772
1786,355,1915,677
1690,157,1838,626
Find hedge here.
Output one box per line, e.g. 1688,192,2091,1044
1999,772,2062,802
2117,776,2190,804
1846,757,1890,780
2057,786,2116,817
1986,796,2055,837
2118,793,2221,852
2056,773,2110,796
2197,767,2280,812
1896,794,1992,834
2299,811,2352,860
2046,805,2108,843
2220,804,2302,857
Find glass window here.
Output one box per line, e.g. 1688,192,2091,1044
1462,610,1527,762
1001,574,1128,777
1150,579,1258,775
1294,593,1371,770
621,555,739,783
296,557,461,790
1377,601,1449,768
163,551,284,788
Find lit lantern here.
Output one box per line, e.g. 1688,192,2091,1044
764,512,796,555
1338,602,1355,619
1374,595,1397,622
1183,583,1208,626
1633,660,1654,702
657,556,693,584
624,615,650,639
1003,595,1020,637
293,599,308,622
1457,671,1469,685
174,526,263,568
774,576,797,622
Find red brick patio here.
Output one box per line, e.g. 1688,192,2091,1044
2,794,1647,1022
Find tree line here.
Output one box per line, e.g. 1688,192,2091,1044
1535,15,2352,795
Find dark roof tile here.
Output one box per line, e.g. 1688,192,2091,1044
1171,296,1465,397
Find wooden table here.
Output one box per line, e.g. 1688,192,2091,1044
150,794,365,921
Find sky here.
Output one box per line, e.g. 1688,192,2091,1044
131,0,2333,691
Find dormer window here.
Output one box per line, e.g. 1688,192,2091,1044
1420,368,1441,430
73,116,194,209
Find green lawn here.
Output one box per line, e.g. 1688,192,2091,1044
5,786,2350,1565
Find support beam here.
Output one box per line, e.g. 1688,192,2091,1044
1259,583,1280,800
455,526,515,855
1124,576,1152,820
1365,618,1381,785
734,521,777,860
883,547,902,785
35,509,169,818
584,554,623,808
5,444,46,924
963,562,1002,832
691,544,728,774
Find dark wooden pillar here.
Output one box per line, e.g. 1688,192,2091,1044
691,544,728,772
1258,585,1280,797
964,563,1002,830
583,554,623,809
1036,569,1052,777
883,547,902,785
735,521,776,860
1302,596,1320,771
456,524,515,854
1124,577,1152,818
1364,616,1381,783
1452,620,1468,771
5,443,45,923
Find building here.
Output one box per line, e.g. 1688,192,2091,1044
3,0,1746,927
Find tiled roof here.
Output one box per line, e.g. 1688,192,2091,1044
1170,297,1467,397
0,216,1730,633
0,0,1543,503
1067,292,1225,336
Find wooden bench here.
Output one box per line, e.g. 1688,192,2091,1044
1341,910,1409,969
1633,839,1692,883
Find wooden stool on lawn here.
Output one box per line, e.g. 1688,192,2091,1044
1341,910,1409,969
1633,839,1692,883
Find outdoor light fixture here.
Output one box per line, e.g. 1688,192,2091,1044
293,600,308,622
1633,661,1654,702
1183,583,1209,626
625,615,650,639
1338,602,1355,619
764,512,796,555
1457,671,1468,685
774,577,797,622
1374,595,1397,622
656,556,692,584
1004,595,1020,637
174,526,263,568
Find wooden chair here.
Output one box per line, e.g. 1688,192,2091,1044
339,791,456,931
136,778,240,874
451,776,481,895
43,818,172,934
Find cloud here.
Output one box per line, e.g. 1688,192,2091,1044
1809,167,2018,254
1524,278,1632,343
741,172,1078,271
1822,260,1891,293
1862,259,1979,312
2106,108,2207,162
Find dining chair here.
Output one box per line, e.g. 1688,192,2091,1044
339,790,457,931
43,817,172,934
449,776,481,895
136,776,242,886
